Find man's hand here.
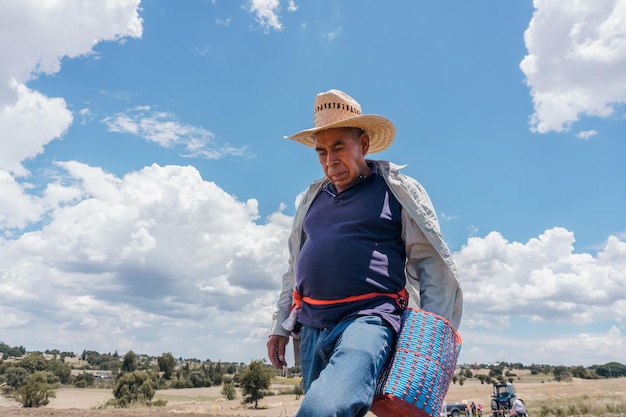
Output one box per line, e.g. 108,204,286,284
267,334,289,369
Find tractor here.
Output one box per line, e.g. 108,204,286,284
490,382,516,417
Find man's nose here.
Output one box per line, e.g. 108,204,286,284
326,152,339,166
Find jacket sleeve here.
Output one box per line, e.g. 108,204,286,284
402,209,463,331
396,172,463,331
269,183,321,337
270,226,298,338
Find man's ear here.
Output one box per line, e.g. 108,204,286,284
360,132,370,155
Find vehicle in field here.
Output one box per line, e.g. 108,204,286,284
445,401,469,417
490,382,517,417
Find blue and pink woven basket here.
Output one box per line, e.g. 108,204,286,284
371,308,462,417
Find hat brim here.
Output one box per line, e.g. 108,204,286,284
285,114,395,154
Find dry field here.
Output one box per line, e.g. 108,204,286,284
0,375,624,417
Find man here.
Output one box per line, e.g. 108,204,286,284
511,398,527,417
267,89,462,417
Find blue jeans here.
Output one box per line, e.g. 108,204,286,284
295,315,394,417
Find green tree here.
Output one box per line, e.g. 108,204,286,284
73,372,95,388
189,371,206,388
488,365,504,379
45,349,61,357
112,371,157,407
0,343,26,358
3,366,29,389
121,351,137,374
222,382,237,400
553,366,573,382
45,359,71,384
19,354,47,373
594,362,626,378
240,360,274,409
476,374,492,384
16,372,56,408
209,361,224,385
158,352,176,380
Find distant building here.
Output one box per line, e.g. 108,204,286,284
70,369,114,379
93,370,113,379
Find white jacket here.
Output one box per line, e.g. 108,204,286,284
270,160,463,337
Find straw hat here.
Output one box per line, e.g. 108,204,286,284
286,89,396,154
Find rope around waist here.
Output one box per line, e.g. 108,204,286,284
293,288,409,310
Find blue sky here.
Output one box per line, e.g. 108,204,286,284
0,0,625,367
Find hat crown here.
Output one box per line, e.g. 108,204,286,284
286,88,395,154
313,89,363,128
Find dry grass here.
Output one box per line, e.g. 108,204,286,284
445,374,626,417
0,375,624,416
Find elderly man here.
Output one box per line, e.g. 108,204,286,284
267,89,462,417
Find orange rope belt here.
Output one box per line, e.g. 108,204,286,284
293,288,408,310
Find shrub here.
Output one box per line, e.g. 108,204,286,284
16,372,56,408
73,372,95,388
222,382,236,400
170,377,193,389
4,366,29,389
111,371,157,407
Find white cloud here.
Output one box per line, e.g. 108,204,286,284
520,0,626,133
216,17,233,27
540,326,625,361
102,106,250,159
2,164,624,364
0,83,73,176
0,163,292,360
455,227,626,328
0,169,46,231
0,0,144,177
454,228,626,365
0,0,143,108
326,27,343,41
459,324,626,366
246,0,283,32
576,129,599,140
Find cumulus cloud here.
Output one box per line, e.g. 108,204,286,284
102,106,250,159
520,0,626,133
0,163,292,359
245,0,298,33
0,0,143,176
0,0,142,107
540,326,625,360
0,169,46,231
2,163,624,363
0,84,73,176
455,227,626,328
459,325,626,366
454,228,626,365
246,0,283,32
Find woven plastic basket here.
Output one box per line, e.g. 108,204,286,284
371,308,462,417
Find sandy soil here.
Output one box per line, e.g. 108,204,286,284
1,376,624,416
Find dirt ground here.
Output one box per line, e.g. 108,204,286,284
1,376,624,417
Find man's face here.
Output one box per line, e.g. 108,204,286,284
314,127,370,193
